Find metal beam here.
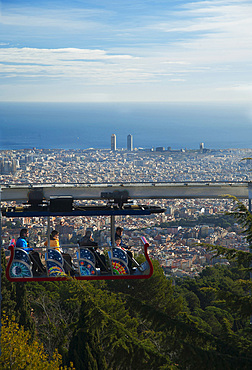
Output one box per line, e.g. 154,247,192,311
0,182,251,202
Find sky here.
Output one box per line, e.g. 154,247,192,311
0,0,252,103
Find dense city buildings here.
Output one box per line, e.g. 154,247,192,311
1,146,251,278
0,157,17,175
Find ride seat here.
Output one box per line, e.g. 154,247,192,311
45,248,66,277
108,247,130,275
8,240,33,278
77,247,98,276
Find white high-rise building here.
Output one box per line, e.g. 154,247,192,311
111,134,116,151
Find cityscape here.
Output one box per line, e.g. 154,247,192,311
1,139,252,279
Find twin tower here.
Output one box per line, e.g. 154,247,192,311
111,134,133,151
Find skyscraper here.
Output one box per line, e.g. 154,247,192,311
111,134,116,151
127,134,133,151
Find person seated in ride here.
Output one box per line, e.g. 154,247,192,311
44,230,62,252
115,227,133,272
16,228,46,276
78,230,107,273
78,230,97,248
44,230,74,275
16,228,33,251
115,227,132,251
115,236,122,247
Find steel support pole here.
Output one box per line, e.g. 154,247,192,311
46,216,51,277
109,215,115,275
47,216,51,248
111,215,115,247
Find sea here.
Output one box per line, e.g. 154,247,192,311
0,102,252,151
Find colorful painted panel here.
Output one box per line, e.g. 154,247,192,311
10,261,32,278
79,260,97,276
46,248,66,276
111,260,130,275
47,261,67,277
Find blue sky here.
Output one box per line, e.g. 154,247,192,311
0,0,252,102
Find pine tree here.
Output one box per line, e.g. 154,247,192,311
68,300,108,369
67,281,172,370
205,196,252,267
15,282,35,339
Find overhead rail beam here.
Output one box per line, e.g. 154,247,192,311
0,182,251,202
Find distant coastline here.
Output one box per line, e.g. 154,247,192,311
0,102,251,151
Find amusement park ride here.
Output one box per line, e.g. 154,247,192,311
1,181,251,283
2,186,165,282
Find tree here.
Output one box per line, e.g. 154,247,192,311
0,315,66,370
27,280,81,360
15,282,35,338
1,249,35,337
68,281,173,370
106,258,183,317
203,197,252,323
206,196,252,267
68,299,108,370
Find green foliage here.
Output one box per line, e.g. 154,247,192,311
68,281,173,370
175,263,252,366
27,280,82,359
225,195,252,248
2,261,251,369
183,291,201,311
106,258,183,317
15,282,35,338
0,315,64,369
204,243,252,271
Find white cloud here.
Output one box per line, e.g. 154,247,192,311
0,47,136,63
0,47,185,84
1,1,252,102
147,1,252,64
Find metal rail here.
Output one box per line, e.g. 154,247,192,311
0,181,251,202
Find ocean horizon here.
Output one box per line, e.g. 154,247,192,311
0,102,252,151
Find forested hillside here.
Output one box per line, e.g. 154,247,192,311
1,252,252,369
1,198,252,369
